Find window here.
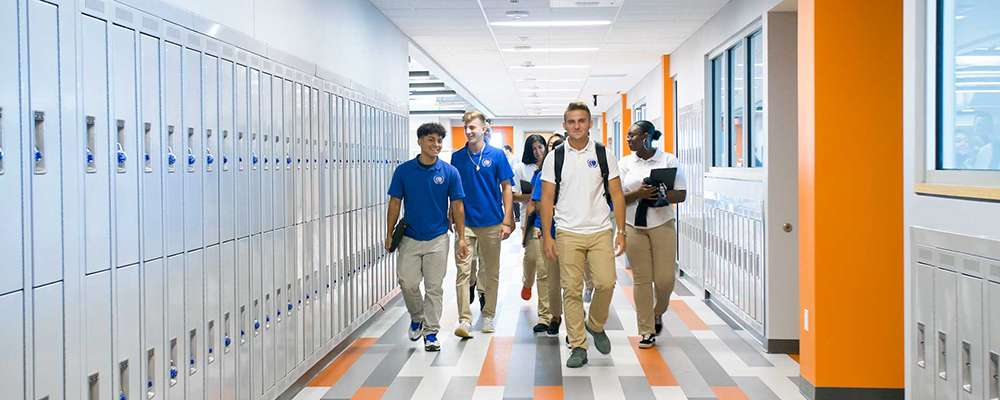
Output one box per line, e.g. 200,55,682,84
711,29,764,168
634,103,647,122
613,118,622,159
936,0,1000,170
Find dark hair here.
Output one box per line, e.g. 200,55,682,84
551,138,565,148
632,120,662,141
417,122,447,139
521,134,548,165
564,101,592,120
503,145,513,152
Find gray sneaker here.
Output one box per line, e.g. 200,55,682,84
481,317,495,333
566,347,588,368
583,287,594,303
586,323,611,354
454,321,474,338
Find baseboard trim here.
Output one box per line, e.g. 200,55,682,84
798,375,904,400
764,339,799,354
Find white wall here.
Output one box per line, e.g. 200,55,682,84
155,0,410,103
487,118,567,157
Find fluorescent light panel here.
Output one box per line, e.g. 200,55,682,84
491,20,611,27
519,89,580,92
502,47,599,52
510,65,591,69
515,79,586,82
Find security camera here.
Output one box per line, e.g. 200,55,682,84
593,94,598,107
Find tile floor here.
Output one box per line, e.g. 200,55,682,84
291,231,806,400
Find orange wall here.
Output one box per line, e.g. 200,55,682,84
622,93,632,156
798,0,904,390
602,112,608,145
662,55,674,154
451,125,514,151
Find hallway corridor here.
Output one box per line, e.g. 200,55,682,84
291,231,805,400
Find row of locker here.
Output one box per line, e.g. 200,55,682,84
0,0,410,399
913,245,1000,400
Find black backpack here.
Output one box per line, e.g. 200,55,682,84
553,141,611,207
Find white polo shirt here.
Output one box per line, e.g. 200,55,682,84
541,138,620,234
512,162,538,216
619,149,687,229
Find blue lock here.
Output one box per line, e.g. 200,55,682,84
264,157,268,164
225,337,231,347
287,157,292,164
190,359,195,366
253,155,258,165
168,153,176,165
297,158,301,163
207,154,214,165
86,149,94,165
223,156,228,165
121,393,127,400
148,381,153,388
239,157,243,163
188,154,196,165
208,347,213,354
118,150,127,164
34,151,42,163
266,316,270,323
145,154,151,162
288,303,293,311
298,299,302,304
170,367,178,379
277,310,281,316
254,321,260,330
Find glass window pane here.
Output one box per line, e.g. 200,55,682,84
938,0,1000,170
750,31,764,167
713,55,728,166
729,42,746,167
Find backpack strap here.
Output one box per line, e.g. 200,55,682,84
553,144,565,205
594,142,612,206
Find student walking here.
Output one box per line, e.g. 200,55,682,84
385,123,470,351
513,135,548,301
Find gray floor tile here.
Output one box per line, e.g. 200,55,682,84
534,336,563,387
674,336,736,387
505,308,538,398
379,376,422,400
322,344,393,399
363,345,417,387
656,331,716,398
564,376,597,400
620,376,657,400
734,376,782,400
711,325,773,367
441,376,478,400
618,268,635,286
673,280,694,296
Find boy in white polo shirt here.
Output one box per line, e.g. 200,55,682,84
540,102,628,368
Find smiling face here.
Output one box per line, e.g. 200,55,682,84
563,110,593,141
532,140,547,163
464,118,488,148
547,135,563,151
418,133,443,159
626,125,647,153
955,132,969,155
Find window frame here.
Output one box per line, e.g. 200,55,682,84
708,25,764,169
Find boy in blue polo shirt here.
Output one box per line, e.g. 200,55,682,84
385,122,470,351
451,111,515,337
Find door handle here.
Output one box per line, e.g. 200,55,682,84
117,119,127,173
33,111,45,174
85,115,96,173
144,122,152,173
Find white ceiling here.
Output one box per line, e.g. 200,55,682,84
371,0,729,117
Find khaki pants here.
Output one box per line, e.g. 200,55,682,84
625,222,677,335
556,229,616,349
396,234,449,334
456,225,502,322
523,230,559,324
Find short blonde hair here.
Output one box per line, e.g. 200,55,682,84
462,111,487,124
564,102,592,121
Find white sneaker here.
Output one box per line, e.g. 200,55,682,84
481,317,495,333
454,321,474,338
408,321,423,341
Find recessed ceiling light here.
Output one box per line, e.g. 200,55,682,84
491,20,612,27
506,10,530,19
502,47,600,53
509,65,591,69
518,89,580,92
589,73,627,78
515,78,585,82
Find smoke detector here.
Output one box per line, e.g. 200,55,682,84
506,10,530,19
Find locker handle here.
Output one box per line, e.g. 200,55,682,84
222,130,229,170
117,143,128,169
33,111,45,174
117,119,127,173
206,129,214,171
144,122,153,173
939,331,948,381
963,341,973,393
120,359,130,400
990,352,998,400
88,372,100,400
146,348,156,399
85,115,97,173
167,126,177,172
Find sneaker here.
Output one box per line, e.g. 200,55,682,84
423,334,440,351
481,317,495,333
566,347,588,368
468,281,477,305
583,287,594,303
586,323,611,354
533,322,548,333
521,285,532,301
565,336,572,349
546,319,561,336
638,334,656,349
654,314,663,335
478,292,486,312
454,321,474,338
408,321,423,341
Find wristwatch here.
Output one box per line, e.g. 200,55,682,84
617,229,627,238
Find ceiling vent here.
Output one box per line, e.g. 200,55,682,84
589,73,627,78
550,0,620,7
506,10,530,19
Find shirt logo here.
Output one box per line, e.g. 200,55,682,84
587,159,599,168
482,158,493,168
433,175,445,184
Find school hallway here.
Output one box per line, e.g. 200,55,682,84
291,230,804,400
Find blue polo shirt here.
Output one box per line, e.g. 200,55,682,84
451,144,515,228
387,156,465,241
530,171,556,239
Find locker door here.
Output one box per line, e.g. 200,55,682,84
164,41,184,257
303,259,313,356
274,228,286,379
220,240,236,400
250,68,261,236
85,270,113,400
284,228,296,374
312,264,321,353
937,268,959,400
117,264,142,400
294,82,303,226
295,223,305,364
111,24,141,267
204,245,222,400
284,79,295,228
219,59,235,243
203,55,220,247
0,0,24,295
261,73,274,233
140,34,164,261
236,238,250,400
80,15,113,276
272,77,285,231
186,249,205,399
143,258,165,400
958,275,983,400
0,291,25,400
324,216,333,343
183,46,204,251
312,87,321,223
27,0,68,286
34,282,65,400
167,254,186,400
236,64,249,239
988,282,1000,400
262,231,275,390
251,234,263,397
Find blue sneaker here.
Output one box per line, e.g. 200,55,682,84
424,333,440,351
408,321,423,341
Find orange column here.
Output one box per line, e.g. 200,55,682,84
622,94,631,156
602,112,608,145
798,0,903,398
661,55,674,154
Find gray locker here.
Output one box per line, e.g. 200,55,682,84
294,82,304,226
111,24,141,268
937,268,959,400
220,241,237,400
34,282,65,400
0,0,24,295
164,41,184,257
285,226,297,375
0,291,24,400
290,225,302,367
220,59,236,243
272,76,285,231
251,233,263,397
117,264,142,400
303,258,314,356
311,87,320,222
140,33,164,261
274,228,287,379
186,249,205,399
28,0,69,286
167,254,186,400
203,54,221,247
958,275,984,400
250,68,262,236
183,46,204,251
85,270,113,400
204,245,222,400
236,63,249,238
237,237,250,400
143,258,165,400
988,282,999,400
263,231,275,390
284,79,295,227
80,14,113,276
262,72,274,233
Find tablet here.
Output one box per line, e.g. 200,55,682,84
649,168,677,190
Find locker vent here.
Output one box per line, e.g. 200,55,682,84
238,52,248,62
115,7,134,23
167,26,182,41
275,65,283,75
223,47,234,58
251,57,260,67
142,17,159,31
85,0,105,13
206,41,218,52
188,34,201,48
263,61,272,70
